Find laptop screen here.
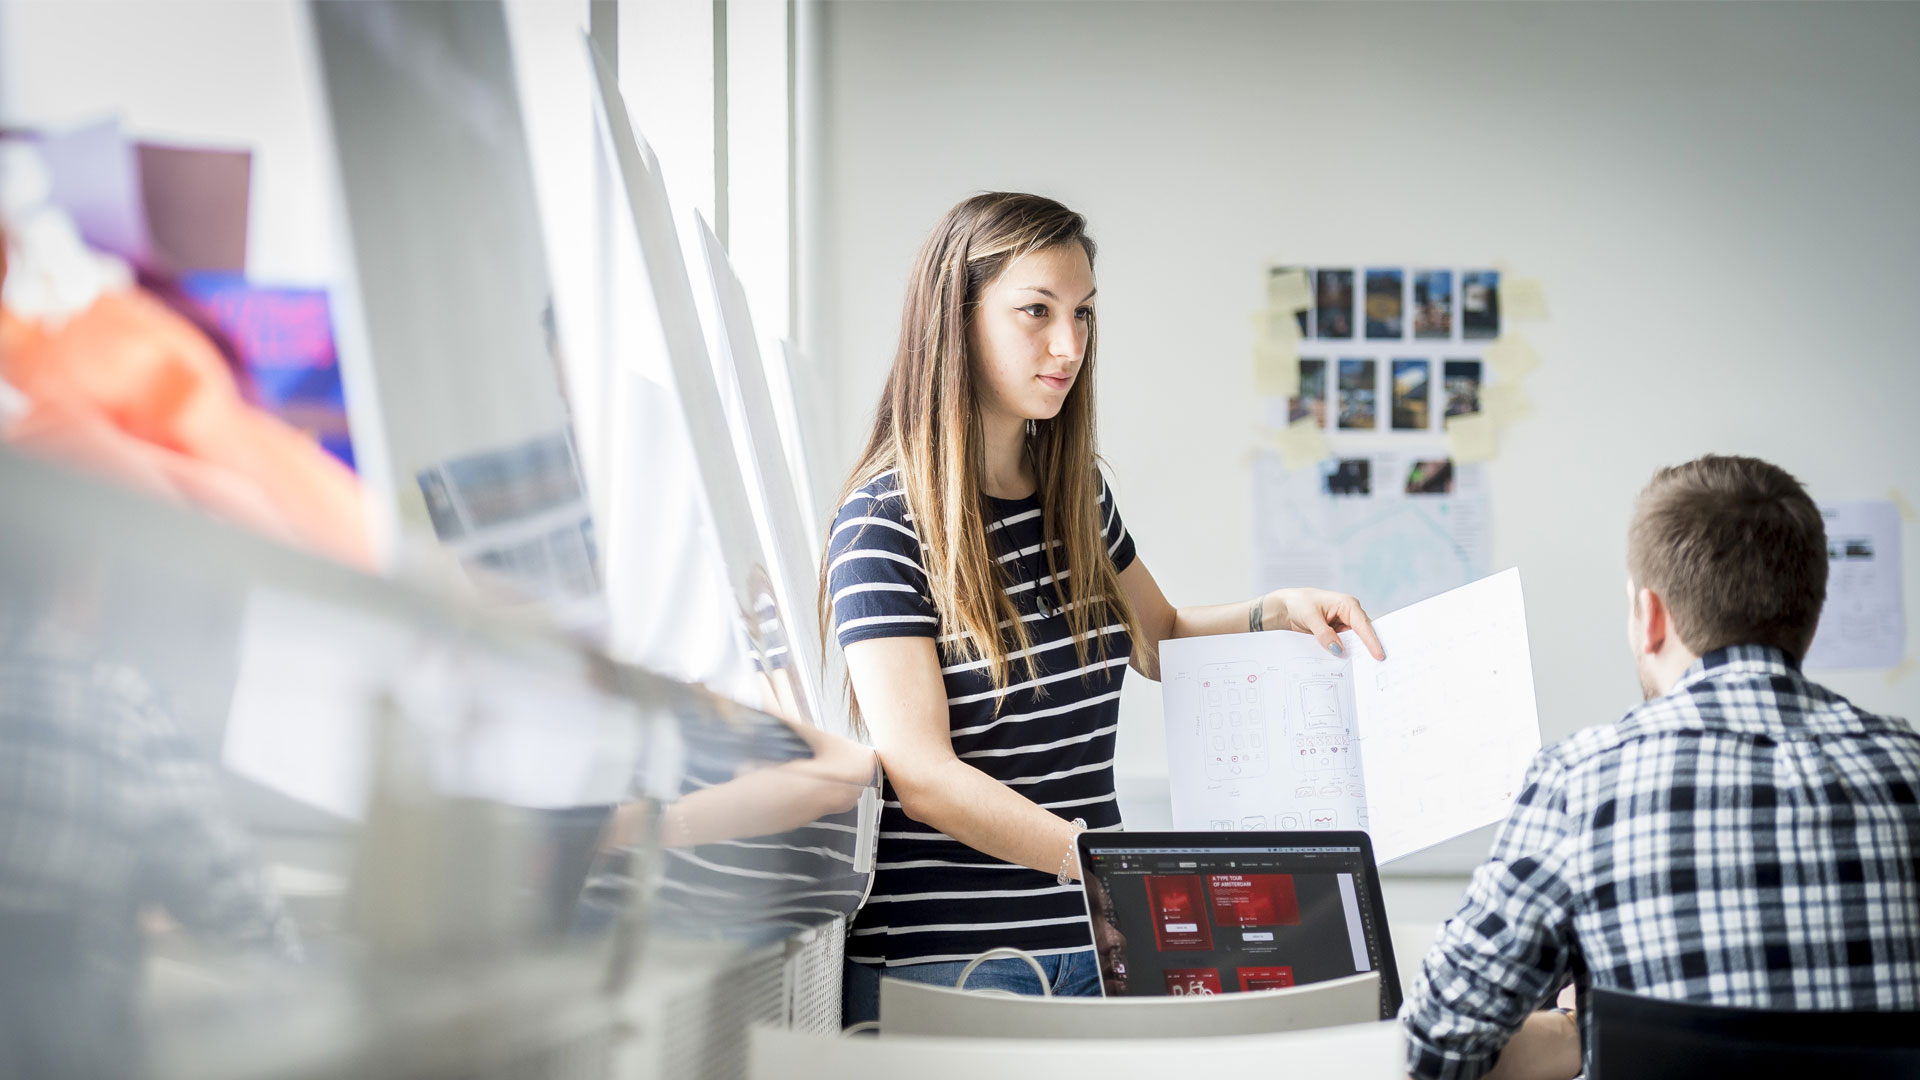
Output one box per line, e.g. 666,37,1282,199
1078,832,1401,1016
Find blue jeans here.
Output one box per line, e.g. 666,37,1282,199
842,948,1102,1027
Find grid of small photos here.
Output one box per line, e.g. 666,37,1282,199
1273,267,1502,435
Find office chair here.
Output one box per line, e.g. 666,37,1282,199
1586,987,1920,1079
750,1019,1403,1080
879,969,1382,1039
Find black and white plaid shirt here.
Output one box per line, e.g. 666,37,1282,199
1402,645,1920,1080
0,643,301,976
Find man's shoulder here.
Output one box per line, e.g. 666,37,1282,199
1525,694,1708,802
1534,668,1920,802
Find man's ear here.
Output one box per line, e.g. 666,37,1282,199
1637,587,1669,656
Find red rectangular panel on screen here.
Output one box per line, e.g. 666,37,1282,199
1206,873,1301,927
1145,874,1215,951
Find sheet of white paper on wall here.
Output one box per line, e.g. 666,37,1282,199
1161,569,1541,863
1253,450,1492,619
1803,499,1906,671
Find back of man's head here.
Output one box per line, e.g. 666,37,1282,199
1627,455,1828,661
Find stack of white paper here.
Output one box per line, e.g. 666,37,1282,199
1160,568,1541,863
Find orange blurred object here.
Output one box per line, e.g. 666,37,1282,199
1,288,374,568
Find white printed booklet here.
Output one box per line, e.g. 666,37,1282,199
1159,568,1541,863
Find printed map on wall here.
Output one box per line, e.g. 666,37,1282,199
1253,449,1491,617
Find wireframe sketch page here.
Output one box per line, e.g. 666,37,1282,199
1162,632,1367,836
1161,569,1540,862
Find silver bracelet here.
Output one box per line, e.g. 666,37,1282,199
1057,817,1088,884
1249,597,1265,633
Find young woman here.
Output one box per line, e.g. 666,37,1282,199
822,193,1384,1023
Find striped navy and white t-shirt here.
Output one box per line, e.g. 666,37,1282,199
827,468,1137,966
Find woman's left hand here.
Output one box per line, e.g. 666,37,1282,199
1269,588,1385,660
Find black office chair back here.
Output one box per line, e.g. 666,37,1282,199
1587,987,1920,1079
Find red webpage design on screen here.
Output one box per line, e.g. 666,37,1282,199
1145,875,1215,951
1207,873,1301,927
1237,966,1296,991
1165,968,1225,996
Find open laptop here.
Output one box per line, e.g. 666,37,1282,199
1077,831,1403,1018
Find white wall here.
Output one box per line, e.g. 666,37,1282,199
811,1,1920,868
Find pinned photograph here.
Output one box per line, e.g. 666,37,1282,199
1443,360,1482,417
1270,266,1314,334
1315,269,1354,339
1405,459,1455,495
1322,458,1372,496
1290,358,1328,427
1364,268,1405,339
1461,270,1501,340
1413,270,1453,339
1391,358,1431,430
1337,358,1377,430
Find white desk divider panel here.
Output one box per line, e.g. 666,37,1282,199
691,214,836,736
582,35,826,733
748,1020,1405,1080
880,970,1381,1040
773,338,824,545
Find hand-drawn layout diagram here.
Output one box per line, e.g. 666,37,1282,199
1162,569,1541,863
1163,633,1368,841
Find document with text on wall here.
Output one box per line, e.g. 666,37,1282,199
1160,568,1541,863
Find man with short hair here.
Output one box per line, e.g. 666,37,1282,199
1402,455,1920,1080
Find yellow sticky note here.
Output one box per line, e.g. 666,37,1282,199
1485,334,1541,379
1266,268,1314,313
1271,416,1331,472
1889,488,1918,523
1482,380,1534,425
1888,656,1918,687
1446,412,1499,464
1251,309,1300,396
1500,277,1549,321
1252,308,1301,347
1255,342,1299,397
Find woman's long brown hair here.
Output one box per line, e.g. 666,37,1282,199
820,193,1143,728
